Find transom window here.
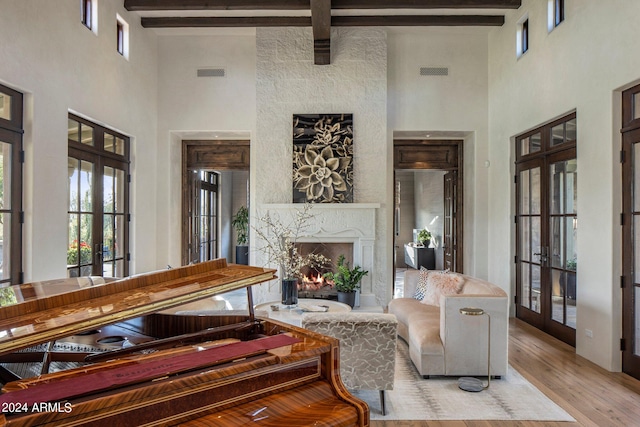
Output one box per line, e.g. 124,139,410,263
67,114,129,278
517,16,530,58
81,0,97,34
81,0,92,29
548,0,565,31
116,14,129,59
517,114,576,160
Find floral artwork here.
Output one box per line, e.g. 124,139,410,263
292,114,353,203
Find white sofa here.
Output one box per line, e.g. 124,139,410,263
388,269,508,378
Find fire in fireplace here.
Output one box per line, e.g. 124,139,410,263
295,242,354,300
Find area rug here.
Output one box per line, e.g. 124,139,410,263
351,340,575,421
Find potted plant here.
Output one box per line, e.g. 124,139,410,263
231,206,249,265
323,254,368,308
253,204,330,307
565,258,577,301
417,228,432,247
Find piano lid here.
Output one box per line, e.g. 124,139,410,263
0,259,276,357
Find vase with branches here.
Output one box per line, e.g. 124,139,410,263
253,204,330,306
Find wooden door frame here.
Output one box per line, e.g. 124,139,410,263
181,140,250,266
393,139,464,275
514,112,577,347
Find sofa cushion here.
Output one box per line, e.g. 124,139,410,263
413,266,430,300
408,312,443,357
421,271,464,306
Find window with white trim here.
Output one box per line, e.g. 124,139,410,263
81,0,98,34
116,14,129,59
516,15,529,58
548,0,565,32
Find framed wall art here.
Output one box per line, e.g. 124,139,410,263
292,113,353,203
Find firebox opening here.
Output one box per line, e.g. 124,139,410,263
295,242,354,300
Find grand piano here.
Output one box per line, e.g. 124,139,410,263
0,259,369,426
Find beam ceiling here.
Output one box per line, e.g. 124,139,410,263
126,0,521,64
124,1,521,10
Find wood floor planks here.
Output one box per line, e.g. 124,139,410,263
371,318,640,427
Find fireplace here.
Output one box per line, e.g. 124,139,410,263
256,203,379,308
295,242,354,300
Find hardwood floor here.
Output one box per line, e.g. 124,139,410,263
371,318,640,427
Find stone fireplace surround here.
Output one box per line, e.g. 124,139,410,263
255,203,380,308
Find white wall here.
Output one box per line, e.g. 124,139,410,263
0,0,158,280
487,0,640,371
155,32,256,266
387,28,490,279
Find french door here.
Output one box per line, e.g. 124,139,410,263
185,170,219,265
67,115,129,278
621,84,640,379
516,114,577,346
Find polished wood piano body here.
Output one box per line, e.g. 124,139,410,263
0,259,369,426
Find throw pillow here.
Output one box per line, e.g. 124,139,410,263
413,266,430,300
420,271,464,306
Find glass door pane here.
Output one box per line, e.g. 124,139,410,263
103,166,126,277
518,166,542,315
67,157,94,277
0,92,11,121
549,159,577,329
0,141,11,283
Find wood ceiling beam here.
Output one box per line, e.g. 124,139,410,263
141,15,504,28
310,0,331,65
141,16,310,27
125,0,520,11
333,14,505,26
331,0,521,9
125,0,311,11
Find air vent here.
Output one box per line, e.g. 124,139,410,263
197,68,225,77
420,67,448,76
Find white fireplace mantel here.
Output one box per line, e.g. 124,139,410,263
258,203,380,238
254,203,381,308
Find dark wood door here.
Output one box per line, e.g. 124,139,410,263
619,84,640,380
516,157,545,329
622,125,640,380
443,171,457,271
515,153,576,346
514,113,577,347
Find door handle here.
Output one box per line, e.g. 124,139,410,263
533,248,549,265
